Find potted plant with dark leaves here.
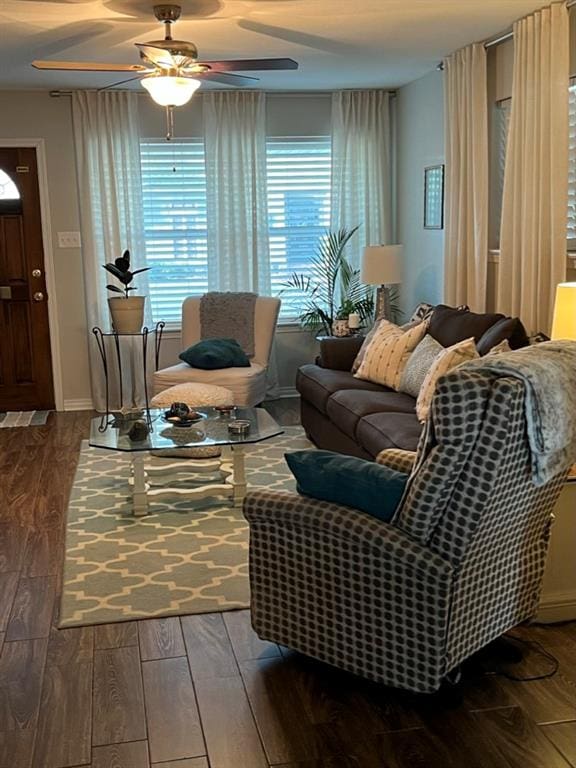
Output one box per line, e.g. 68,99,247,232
103,249,150,333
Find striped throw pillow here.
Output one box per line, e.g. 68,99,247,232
354,320,427,389
416,337,479,422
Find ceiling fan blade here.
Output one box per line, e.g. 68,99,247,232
195,71,260,87
198,58,298,72
32,60,148,72
98,75,144,91
134,43,175,69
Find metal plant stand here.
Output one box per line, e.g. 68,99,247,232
92,321,165,430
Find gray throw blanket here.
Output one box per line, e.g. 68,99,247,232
465,341,576,485
200,292,257,357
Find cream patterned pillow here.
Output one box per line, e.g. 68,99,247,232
354,320,427,389
486,339,512,356
416,337,479,422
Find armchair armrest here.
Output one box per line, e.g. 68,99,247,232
317,335,365,371
376,448,417,474
244,489,448,574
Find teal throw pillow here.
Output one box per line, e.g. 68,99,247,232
285,450,408,523
179,338,250,370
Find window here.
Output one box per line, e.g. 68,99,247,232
140,139,208,324
494,86,576,244
0,169,20,200
140,136,332,323
266,137,332,319
568,83,576,243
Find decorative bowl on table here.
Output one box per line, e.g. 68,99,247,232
162,409,204,427
162,401,205,426
227,419,251,438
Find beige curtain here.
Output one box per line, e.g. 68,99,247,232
498,3,569,334
331,90,393,267
443,43,488,311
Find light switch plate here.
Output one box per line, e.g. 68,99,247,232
58,231,82,248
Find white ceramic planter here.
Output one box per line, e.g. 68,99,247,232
108,296,145,334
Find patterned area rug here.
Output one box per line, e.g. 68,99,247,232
60,426,311,627
0,410,51,427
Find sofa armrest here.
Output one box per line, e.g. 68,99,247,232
376,448,417,474
317,335,365,371
244,489,448,573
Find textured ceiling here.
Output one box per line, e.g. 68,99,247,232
0,0,546,91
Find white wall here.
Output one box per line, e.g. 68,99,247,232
0,92,92,407
396,70,445,316
0,91,329,407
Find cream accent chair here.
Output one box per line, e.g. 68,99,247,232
153,295,281,406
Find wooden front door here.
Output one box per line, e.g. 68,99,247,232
0,147,54,411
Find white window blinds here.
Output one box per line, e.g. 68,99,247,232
140,139,208,324
266,137,331,319
568,83,576,243
496,89,575,244
141,136,332,323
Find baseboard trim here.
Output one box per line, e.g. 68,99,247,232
535,591,576,623
274,387,299,399
63,398,94,411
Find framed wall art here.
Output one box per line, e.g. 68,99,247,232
424,164,444,230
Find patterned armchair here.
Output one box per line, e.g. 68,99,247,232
244,367,567,694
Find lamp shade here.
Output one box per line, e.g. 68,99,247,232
141,75,201,107
361,245,403,285
551,282,576,340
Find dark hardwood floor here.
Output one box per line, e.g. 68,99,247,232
0,405,575,768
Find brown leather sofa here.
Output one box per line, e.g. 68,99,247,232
296,304,529,460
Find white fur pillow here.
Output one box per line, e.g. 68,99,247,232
416,337,479,422
354,320,427,390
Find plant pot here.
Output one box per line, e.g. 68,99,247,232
108,296,145,334
332,319,350,337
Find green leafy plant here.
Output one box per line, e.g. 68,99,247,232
103,249,150,298
281,226,374,335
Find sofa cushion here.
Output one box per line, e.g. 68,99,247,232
153,361,265,407
399,334,445,398
429,304,504,346
356,411,423,457
416,337,479,422
296,364,389,416
476,316,530,355
326,389,416,441
285,450,409,523
354,320,427,389
179,338,250,369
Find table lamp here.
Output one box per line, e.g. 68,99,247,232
361,245,403,320
551,282,576,340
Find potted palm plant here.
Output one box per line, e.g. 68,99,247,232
281,226,374,335
103,250,150,333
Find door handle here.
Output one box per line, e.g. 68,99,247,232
33,292,44,302
0,286,12,300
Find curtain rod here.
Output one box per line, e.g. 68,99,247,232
483,0,576,50
49,88,397,98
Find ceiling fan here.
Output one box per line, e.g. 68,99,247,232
32,3,298,136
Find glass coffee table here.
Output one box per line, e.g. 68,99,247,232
89,407,284,516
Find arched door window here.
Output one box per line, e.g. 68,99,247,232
0,169,22,214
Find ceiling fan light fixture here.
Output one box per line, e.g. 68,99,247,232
141,75,200,106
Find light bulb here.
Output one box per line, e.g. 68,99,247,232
141,76,201,107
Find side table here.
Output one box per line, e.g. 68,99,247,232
536,465,576,623
92,322,165,428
